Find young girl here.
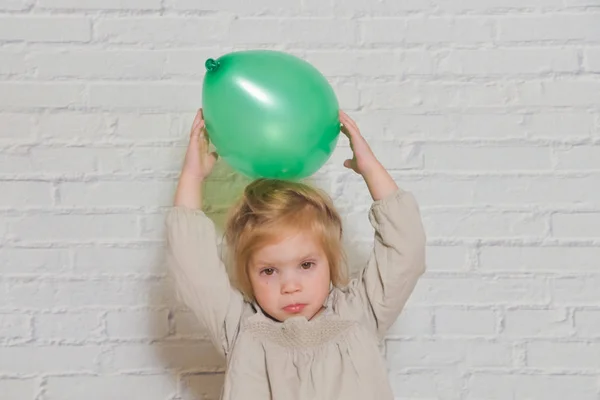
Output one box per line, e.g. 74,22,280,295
166,109,426,400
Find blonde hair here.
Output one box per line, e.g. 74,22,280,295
224,178,348,301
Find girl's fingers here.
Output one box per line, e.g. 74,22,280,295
190,109,204,136
340,123,351,138
339,111,359,137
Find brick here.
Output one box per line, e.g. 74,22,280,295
335,0,430,15
394,177,487,207
451,113,526,138
422,210,546,238
408,174,600,207
280,18,358,45
0,83,85,109
361,81,514,110
555,146,600,169
0,16,90,42
525,112,597,138
0,248,70,274
566,0,600,4
0,379,36,399
405,16,494,44
110,343,224,372
422,245,469,271
474,176,600,205
29,50,166,79
7,214,140,241
0,314,31,338
438,48,579,75
332,82,360,110
387,307,433,336
58,180,176,207
38,0,161,10
434,0,563,11
311,49,396,77
94,17,227,45
181,373,225,400
387,339,511,368
552,277,600,305
227,18,359,46
435,308,496,336
71,245,165,274
460,81,517,107
361,19,407,44
574,310,600,337
122,147,186,173
467,373,598,400
0,50,26,75
517,80,600,107
388,370,464,400
0,345,100,373
0,113,34,140
0,147,111,174
300,0,334,15
497,14,600,42
527,341,600,369
227,18,280,44
0,0,33,10
0,181,53,207
584,47,600,72
3,279,171,308
35,312,103,340
106,310,169,339
503,309,572,337
423,144,552,171
361,82,459,110
115,113,175,140
480,246,600,272
37,112,115,141
308,49,434,77
387,339,463,368
466,340,513,367
166,0,302,15
552,213,600,238
45,375,176,400
411,277,549,306
88,83,203,111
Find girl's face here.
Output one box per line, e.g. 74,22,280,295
248,230,331,322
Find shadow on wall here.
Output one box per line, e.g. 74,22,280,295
150,163,368,399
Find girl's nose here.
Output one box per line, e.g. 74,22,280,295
281,275,301,294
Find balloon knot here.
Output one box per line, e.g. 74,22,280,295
205,58,220,72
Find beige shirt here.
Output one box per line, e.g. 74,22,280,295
165,188,426,400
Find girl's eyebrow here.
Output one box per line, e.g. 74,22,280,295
253,253,318,267
253,260,273,267
297,253,318,261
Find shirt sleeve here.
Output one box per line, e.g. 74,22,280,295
347,189,427,339
165,206,245,357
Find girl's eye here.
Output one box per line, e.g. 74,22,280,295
301,262,314,270
261,268,275,276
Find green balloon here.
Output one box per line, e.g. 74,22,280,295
202,50,340,180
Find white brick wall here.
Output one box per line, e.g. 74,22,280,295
1,1,599,399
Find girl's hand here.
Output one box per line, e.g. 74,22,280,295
181,109,218,181
339,110,381,176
